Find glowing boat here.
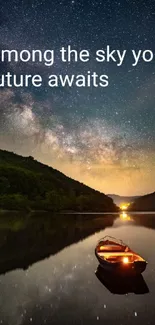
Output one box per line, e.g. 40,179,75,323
95,236,147,275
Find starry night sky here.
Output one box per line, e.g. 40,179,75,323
0,0,155,196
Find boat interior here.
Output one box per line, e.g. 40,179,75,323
97,252,145,263
96,244,145,263
98,244,128,252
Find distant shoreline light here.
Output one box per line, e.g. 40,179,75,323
120,203,130,210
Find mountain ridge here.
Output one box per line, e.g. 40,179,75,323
108,194,140,206
0,149,118,212
129,191,155,211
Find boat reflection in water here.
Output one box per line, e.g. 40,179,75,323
95,265,149,295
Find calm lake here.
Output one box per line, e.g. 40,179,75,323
0,211,155,325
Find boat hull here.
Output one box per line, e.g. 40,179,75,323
95,249,147,275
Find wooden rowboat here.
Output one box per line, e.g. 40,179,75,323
95,236,147,275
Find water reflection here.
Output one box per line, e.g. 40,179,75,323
119,210,155,229
95,265,149,295
0,212,116,275
120,211,132,221
0,211,155,276
0,212,155,325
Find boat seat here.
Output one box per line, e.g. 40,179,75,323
98,245,126,252
98,252,133,257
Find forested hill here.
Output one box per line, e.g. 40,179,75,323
0,149,118,212
129,192,155,211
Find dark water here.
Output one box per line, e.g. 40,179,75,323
0,211,155,325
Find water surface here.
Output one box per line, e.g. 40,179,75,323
0,212,154,325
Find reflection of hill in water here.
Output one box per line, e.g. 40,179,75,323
120,213,155,230
0,212,116,275
1,212,155,276
133,214,155,229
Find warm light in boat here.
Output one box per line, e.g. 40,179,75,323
123,257,129,264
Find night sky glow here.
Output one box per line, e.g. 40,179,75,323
0,0,155,195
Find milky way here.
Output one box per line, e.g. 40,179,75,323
0,0,155,195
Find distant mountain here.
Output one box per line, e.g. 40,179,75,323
129,192,155,211
108,194,140,206
0,149,118,212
